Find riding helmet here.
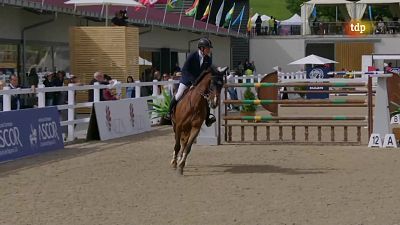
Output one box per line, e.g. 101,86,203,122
198,38,213,49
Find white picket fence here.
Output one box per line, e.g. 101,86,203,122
0,79,179,142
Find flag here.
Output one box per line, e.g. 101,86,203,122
247,13,252,32
201,1,212,21
312,7,317,17
223,2,235,27
141,0,167,7
166,0,181,11
215,0,225,27
185,0,199,17
231,6,244,26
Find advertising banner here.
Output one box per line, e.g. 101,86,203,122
90,98,152,141
0,107,64,163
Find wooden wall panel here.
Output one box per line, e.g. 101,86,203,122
335,42,374,71
69,26,139,112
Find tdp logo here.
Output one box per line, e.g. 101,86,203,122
346,21,371,36
351,22,366,34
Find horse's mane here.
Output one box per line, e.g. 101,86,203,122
193,66,216,86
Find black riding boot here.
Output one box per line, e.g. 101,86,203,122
168,96,178,119
205,104,216,127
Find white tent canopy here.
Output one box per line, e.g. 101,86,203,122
251,13,260,23
305,0,352,4
288,54,338,65
251,13,271,26
301,0,354,35
281,14,302,25
64,0,144,26
138,57,152,66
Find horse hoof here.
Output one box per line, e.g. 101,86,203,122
170,160,177,169
177,167,183,176
177,160,185,168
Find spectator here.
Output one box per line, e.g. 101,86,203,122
43,72,56,106
126,76,135,98
111,10,127,26
88,71,105,101
255,15,262,35
27,67,39,87
101,81,119,101
54,71,66,105
8,74,21,110
250,60,256,73
173,62,181,73
68,74,82,86
244,59,250,71
384,62,393,73
226,72,239,111
273,17,278,35
153,70,161,81
25,67,39,108
269,16,274,35
236,61,244,76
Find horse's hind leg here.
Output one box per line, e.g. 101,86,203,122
178,128,201,174
171,130,180,169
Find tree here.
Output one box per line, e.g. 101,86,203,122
286,0,308,15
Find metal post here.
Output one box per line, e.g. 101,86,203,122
152,79,158,96
135,81,141,98
94,82,100,102
368,76,373,137
168,78,174,96
2,86,11,111
37,84,45,108
67,83,75,141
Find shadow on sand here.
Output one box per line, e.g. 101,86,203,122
184,164,335,176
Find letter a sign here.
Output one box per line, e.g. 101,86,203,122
383,134,398,148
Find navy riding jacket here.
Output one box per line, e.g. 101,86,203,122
180,51,212,86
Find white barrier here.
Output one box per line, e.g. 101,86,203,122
0,79,179,142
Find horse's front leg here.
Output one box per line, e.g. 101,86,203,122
178,128,201,174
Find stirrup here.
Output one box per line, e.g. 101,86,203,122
205,114,216,127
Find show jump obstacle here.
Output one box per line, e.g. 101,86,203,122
222,71,376,145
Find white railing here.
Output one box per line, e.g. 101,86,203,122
0,79,179,142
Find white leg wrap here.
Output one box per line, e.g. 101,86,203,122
175,83,188,101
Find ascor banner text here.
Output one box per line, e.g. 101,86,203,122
0,107,64,163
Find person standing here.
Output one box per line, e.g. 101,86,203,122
8,74,21,110
126,76,135,98
255,15,262,35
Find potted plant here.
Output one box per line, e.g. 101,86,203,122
240,87,257,120
150,89,172,125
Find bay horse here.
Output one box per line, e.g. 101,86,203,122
171,65,227,175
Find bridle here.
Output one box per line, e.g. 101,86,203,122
198,75,222,100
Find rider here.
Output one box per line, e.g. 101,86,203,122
168,37,216,127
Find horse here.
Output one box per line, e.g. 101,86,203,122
171,65,227,175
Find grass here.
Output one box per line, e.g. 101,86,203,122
250,0,292,20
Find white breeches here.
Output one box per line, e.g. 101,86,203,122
175,83,188,101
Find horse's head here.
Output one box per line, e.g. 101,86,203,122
207,65,228,109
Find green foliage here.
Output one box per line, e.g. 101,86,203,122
250,0,291,20
391,108,400,118
149,89,172,119
285,0,307,15
241,87,257,112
